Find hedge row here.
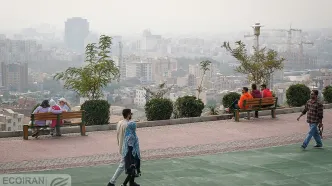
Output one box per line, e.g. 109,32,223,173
145,96,204,121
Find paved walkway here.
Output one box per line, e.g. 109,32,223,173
1,110,332,173
26,140,332,186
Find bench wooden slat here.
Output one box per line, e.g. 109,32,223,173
246,98,276,105
62,112,83,119
34,112,59,120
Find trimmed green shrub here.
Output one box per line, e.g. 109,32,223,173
323,85,332,103
81,100,110,125
174,96,204,118
286,84,311,107
145,98,173,121
222,92,241,108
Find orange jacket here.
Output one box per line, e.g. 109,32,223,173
238,92,253,109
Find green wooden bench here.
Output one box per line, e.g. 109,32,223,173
23,111,86,140
234,97,278,122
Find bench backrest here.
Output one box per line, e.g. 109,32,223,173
243,97,278,108
32,111,84,121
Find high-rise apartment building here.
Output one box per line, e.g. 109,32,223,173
1,62,28,92
64,17,89,53
126,61,152,83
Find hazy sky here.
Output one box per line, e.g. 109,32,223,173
0,0,331,35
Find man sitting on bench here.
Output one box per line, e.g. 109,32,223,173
261,84,273,98
260,84,274,108
230,87,253,110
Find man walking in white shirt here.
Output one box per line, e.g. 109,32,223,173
107,109,131,186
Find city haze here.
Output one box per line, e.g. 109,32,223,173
0,0,331,35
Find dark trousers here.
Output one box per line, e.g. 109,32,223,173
231,100,239,109
231,100,239,117
123,146,140,185
123,170,136,186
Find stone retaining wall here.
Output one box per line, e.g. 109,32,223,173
1,104,331,138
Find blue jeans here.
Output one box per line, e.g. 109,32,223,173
302,123,323,148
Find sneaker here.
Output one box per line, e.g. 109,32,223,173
133,183,140,186
301,145,306,150
135,171,141,177
314,145,323,148
107,182,115,186
32,130,39,138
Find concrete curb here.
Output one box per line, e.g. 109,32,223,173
1,104,331,138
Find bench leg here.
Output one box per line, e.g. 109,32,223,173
23,125,29,140
55,125,61,136
271,109,276,118
80,123,87,136
247,112,250,120
235,110,240,122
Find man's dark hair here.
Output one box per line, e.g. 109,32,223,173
251,84,257,90
122,109,132,118
312,90,319,96
243,87,249,92
261,84,267,89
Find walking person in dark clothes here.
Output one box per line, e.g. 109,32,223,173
121,121,141,186
297,90,324,150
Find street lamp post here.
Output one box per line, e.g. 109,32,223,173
251,22,263,50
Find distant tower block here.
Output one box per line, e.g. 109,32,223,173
64,17,89,53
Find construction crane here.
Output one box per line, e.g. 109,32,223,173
266,26,302,52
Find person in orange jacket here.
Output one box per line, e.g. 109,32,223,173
230,87,253,110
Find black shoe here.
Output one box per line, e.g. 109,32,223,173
314,145,323,148
107,182,115,186
135,172,141,177
301,145,306,150
133,182,140,186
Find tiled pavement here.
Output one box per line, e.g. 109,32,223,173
30,140,332,186
1,110,331,173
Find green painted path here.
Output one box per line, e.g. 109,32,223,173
29,140,332,186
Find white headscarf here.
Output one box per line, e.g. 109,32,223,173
49,99,56,107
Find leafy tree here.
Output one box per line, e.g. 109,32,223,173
143,83,173,100
54,35,120,100
222,41,284,85
197,60,211,99
323,85,332,103
286,84,311,107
